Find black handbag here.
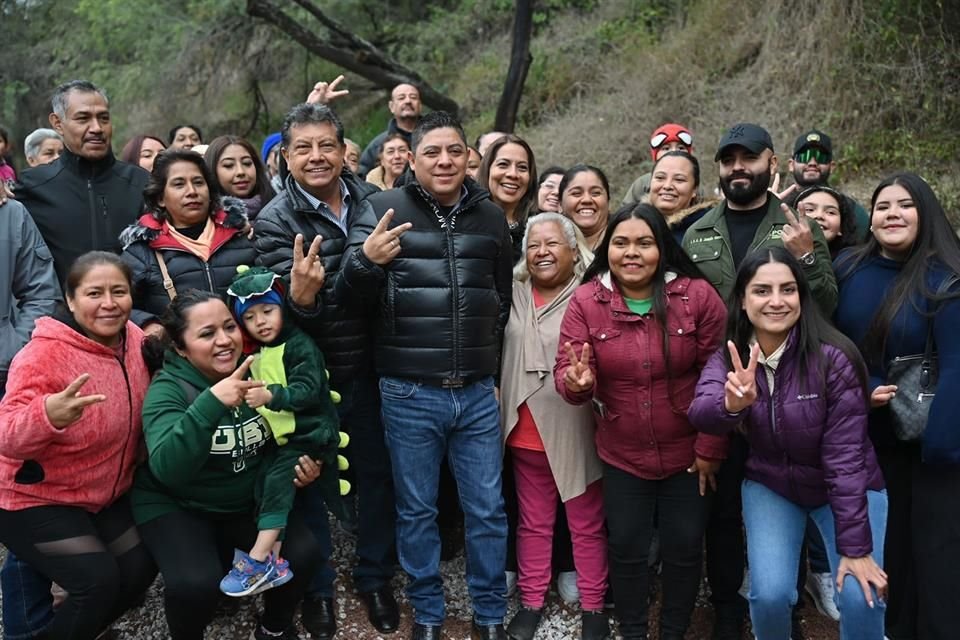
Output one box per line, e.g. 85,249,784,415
886,320,936,441
884,275,958,441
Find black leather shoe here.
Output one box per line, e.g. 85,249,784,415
581,610,610,640
506,607,542,640
411,622,442,640
471,621,507,640
360,586,400,633
301,595,336,640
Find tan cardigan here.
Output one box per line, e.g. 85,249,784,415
500,277,602,501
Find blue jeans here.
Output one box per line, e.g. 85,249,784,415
742,479,888,640
301,373,396,596
1,552,52,639
380,376,507,627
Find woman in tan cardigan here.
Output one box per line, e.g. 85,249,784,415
500,212,608,640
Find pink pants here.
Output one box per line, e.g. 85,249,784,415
512,447,608,610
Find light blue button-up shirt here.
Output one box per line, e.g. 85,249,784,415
293,178,352,236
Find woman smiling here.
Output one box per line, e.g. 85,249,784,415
555,204,727,640
121,149,256,317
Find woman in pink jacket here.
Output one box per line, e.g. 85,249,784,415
554,204,728,640
0,252,156,640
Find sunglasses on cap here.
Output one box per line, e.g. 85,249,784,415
650,130,693,149
795,148,831,164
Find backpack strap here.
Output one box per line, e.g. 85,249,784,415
175,377,202,406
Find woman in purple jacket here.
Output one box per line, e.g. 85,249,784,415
689,247,887,640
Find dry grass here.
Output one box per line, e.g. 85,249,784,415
447,0,960,216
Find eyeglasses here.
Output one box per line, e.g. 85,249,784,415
650,130,693,149
794,148,831,164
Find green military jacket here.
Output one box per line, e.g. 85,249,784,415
681,195,837,315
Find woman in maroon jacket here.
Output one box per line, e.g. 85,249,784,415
689,247,887,640
554,203,727,640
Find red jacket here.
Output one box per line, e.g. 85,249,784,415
554,273,728,479
0,317,149,511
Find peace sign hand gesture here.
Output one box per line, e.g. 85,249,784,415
44,374,107,429
290,233,326,307
780,203,815,259
306,75,350,105
362,209,413,266
562,342,595,393
724,341,760,414
210,357,265,408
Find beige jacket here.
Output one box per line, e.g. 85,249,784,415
500,277,602,501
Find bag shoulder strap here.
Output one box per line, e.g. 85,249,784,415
174,376,202,405
154,250,177,301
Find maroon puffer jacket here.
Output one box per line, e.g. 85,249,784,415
688,331,885,557
554,273,729,480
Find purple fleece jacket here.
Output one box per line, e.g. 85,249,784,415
688,330,885,557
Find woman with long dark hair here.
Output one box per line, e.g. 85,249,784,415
554,204,727,640
204,135,276,220
478,134,539,263
690,247,888,640
833,172,960,639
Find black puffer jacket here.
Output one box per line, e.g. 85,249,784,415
339,179,513,383
15,148,148,284
253,171,379,384
120,198,256,317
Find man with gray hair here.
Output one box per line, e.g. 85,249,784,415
23,129,63,167
254,102,400,639
15,79,148,284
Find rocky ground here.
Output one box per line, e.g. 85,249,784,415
0,525,841,639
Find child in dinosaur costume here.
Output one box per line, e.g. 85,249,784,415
220,265,348,597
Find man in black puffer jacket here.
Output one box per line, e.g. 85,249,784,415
253,103,400,640
339,112,513,640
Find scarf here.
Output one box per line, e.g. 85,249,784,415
167,217,216,261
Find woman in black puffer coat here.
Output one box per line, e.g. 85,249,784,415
121,149,257,317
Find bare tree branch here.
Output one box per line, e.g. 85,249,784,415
494,0,534,132
246,0,459,114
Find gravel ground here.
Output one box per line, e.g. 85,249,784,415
0,525,842,639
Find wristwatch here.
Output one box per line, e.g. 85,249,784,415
799,251,816,266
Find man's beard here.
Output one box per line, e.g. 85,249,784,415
720,165,772,206
792,165,831,188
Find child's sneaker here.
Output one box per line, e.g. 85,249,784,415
220,549,276,597
250,555,294,595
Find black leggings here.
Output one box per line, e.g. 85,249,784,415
138,507,321,640
603,464,710,640
0,495,157,640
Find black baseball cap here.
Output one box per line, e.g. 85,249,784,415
793,129,833,157
715,123,775,161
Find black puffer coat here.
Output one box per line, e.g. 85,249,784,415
338,179,513,383
253,171,379,384
120,198,256,317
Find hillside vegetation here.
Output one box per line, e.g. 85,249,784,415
2,0,957,212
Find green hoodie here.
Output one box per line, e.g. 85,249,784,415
131,351,273,525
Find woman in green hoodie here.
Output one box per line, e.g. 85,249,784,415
133,289,323,640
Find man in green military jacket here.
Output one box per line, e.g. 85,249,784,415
682,122,836,315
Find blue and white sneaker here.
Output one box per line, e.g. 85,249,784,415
250,555,293,595
220,549,276,597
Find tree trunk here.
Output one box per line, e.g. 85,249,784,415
246,0,459,114
494,0,534,133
